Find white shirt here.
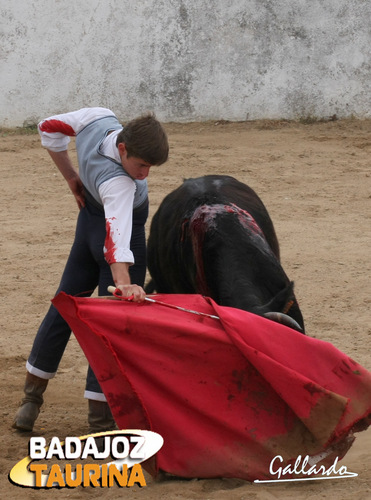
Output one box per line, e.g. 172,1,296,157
38,108,137,265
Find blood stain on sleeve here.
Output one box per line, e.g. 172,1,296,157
39,119,76,136
104,219,117,264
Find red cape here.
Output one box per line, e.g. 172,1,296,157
52,292,371,481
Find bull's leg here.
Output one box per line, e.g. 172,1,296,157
13,372,48,431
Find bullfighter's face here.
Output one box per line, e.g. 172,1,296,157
117,142,152,180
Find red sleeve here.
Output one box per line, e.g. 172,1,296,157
38,119,76,136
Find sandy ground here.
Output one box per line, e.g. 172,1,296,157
1,119,370,499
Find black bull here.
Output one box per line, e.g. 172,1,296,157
146,175,305,333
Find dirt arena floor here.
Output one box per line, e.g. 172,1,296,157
1,119,370,499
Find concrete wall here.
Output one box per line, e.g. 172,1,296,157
1,0,370,126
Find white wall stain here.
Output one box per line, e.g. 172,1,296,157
0,0,370,126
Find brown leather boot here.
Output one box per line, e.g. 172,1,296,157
13,372,49,432
88,400,117,433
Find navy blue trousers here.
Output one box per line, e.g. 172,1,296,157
27,199,148,397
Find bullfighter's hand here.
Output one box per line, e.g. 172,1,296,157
67,177,85,209
115,284,146,302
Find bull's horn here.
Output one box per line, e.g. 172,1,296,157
264,312,303,332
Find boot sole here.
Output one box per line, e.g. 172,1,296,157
12,420,34,432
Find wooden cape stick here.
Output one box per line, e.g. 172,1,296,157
104,286,220,321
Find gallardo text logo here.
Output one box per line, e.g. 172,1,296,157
254,454,358,483
9,430,163,489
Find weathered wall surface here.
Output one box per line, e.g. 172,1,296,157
1,0,370,126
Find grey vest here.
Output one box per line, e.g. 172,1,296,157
75,116,148,209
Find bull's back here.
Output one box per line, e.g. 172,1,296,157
147,175,280,293
183,175,280,258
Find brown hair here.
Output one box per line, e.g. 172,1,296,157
116,113,169,165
